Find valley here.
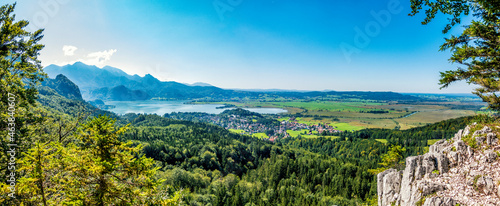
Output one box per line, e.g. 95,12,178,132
43,62,485,139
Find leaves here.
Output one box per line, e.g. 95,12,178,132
411,0,500,110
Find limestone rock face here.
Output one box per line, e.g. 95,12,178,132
378,169,397,206
378,169,401,206
476,175,495,195
485,150,498,163
487,132,498,145
422,197,457,206
377,124,500,206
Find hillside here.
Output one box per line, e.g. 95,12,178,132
37,74,116,118
44,62,238,101
41,74,83,100
378,122,500,206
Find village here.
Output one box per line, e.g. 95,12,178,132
168,111,340,141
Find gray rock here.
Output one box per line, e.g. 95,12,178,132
429,139,449,154
475,135,486,145
476,175,495,195
378,169,398,206
467,146,474,157
422,197,457,206
454,140,467,153
417,181,445,196
400,156,422,205
463,125,471,137
381,171,401,206
377,124,494,206
485,150,497,163
421,153,437,177
486,133,497,145
447,151,458,166
454,129,463,141
434,153,449,174
472,126,492,146
498,185,500,197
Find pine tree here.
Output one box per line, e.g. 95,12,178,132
410,0,500,110
65,115,162,205
0,2,45,204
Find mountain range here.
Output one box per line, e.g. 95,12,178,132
44,62,422,102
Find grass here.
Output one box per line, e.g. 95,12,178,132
427,139,442,146
331,123,364,131
286,129,318,138
196,99,483,131
229,129,246,134
277,117,289,122
397,109,476,130
473,175,482,191
252,133,269,139
375,139,388,144
323,136,340,140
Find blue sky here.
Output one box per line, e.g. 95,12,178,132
11,0,475,93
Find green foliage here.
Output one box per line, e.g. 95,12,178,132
220,108,263,118
410,0,500,110
432,170,440,175
41,74,83,100
5,116,168,205
70,115,161,205
473,175,483,191
369,145,406,174
0,2,46,186
416,196,426,206
120,114,382,205
463,133,478,149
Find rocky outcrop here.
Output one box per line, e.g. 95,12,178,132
378,124,500,206
422,197,457,206
378,169,401,206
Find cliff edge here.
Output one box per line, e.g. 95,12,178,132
378,123,500,206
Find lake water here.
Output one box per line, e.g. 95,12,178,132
105,100,287,115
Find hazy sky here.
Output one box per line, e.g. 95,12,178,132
11,0,476,93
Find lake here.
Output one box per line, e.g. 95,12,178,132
105,100,288,115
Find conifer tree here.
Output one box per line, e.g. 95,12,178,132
67,115,162,205
410,0,500,110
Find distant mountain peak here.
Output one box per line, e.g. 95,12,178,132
144,73,155,78
184,82,213,87
41,74,83,100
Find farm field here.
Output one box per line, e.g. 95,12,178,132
229,129,246,134
229,129,270,139
286,129,319,138
199,99,485,131
252,133,269,139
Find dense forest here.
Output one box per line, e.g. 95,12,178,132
2,65,478,205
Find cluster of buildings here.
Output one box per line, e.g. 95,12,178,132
172,113,340,141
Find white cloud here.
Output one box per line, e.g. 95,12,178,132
46,48,117,68
62,45,78,56
84,49,117,66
